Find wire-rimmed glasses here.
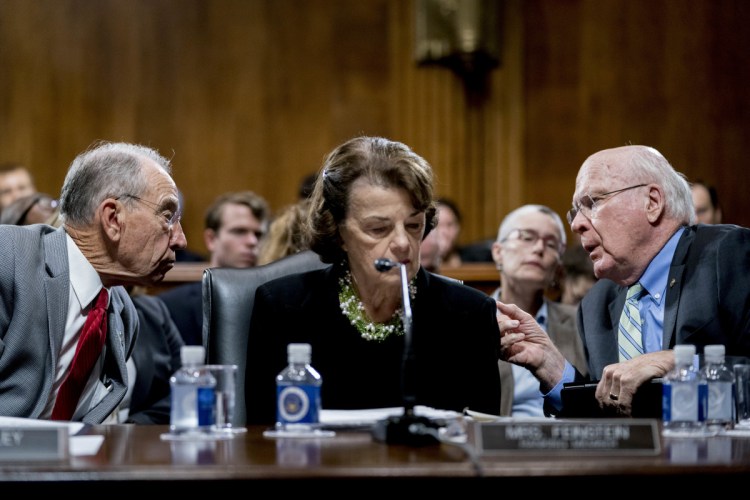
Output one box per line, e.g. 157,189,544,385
566,184,647,225
118,194,182,231
502,228,563,255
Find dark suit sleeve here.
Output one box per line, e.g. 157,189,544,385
157,283,203,346
245,285,287,425
126,295,185,425
416,277,502,416
715,227,750,355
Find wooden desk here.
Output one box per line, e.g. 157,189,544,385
440,262,498,294
146,262,500,295
146,262,209,295
3,424,750,490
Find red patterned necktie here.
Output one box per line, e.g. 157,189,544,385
51,288,109,420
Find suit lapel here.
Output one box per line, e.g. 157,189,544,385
662,228,693,349
608,288,627,349
43,228,71,363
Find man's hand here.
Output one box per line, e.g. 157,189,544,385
595,350,674,416
496,301,567,393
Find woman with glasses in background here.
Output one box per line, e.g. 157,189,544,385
0,192,59,226
490,204,588,416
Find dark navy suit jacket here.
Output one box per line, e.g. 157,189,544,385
158,282,203,346
576,224,750,381
127,294,184,424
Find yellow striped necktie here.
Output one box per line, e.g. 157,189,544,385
618,282,645,362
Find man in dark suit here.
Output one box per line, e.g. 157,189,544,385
0,142,187,423
158,190,269,345
497,145,750,416
124,293,184,424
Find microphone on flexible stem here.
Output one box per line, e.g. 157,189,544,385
371,258,441,446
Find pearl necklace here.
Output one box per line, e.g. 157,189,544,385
338,269,417,342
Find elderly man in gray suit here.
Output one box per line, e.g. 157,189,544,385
498,145,750,417
0,141,187,423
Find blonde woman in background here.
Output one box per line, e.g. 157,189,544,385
257,199,311,265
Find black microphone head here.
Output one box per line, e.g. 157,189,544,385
374,258,398,272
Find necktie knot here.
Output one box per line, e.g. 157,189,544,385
627,282,644,301
94,287,109,310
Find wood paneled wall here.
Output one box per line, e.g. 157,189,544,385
1,0,747,256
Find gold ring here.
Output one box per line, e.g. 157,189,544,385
609,393,619,401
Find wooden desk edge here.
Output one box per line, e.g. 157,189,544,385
147,261,499,295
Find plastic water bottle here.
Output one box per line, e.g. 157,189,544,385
275,343,322,433
702,344,735,433
170,345,216,435
662,344,708,437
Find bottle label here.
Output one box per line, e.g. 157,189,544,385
197,386,216,427
277,383,321,424
662,382,708,423
663,383,699,422
707,381,734,422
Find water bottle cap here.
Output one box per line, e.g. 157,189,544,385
288,343,311,363
181,345,206,365
704,344,725,363
674,344,695,364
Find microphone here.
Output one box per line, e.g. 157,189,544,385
370,258,441,446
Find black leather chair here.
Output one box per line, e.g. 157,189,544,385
201,250,330,426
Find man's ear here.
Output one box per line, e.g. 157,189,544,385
101,198,122,241
491,240,503,270
645,184,665,224
204,228,217,253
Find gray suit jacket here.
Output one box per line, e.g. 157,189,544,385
0,224,137,423
576,224,750,381
498,298,587,416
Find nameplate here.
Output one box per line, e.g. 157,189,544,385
470,419,660,455
0,427,69,462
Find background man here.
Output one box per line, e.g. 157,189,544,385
691,180,722,224
159,190,270,345
0,162,36,214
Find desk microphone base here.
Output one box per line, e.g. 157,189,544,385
371,413,442,446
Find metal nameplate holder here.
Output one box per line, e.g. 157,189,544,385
0,426,70,462
469,418,661,456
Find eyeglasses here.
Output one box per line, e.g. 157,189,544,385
566,184,647,226
118,194,182,231
502,228,562,254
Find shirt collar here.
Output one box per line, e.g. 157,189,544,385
638,226,685,304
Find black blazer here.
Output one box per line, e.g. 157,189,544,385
245,266,502,425
158,282,203,346
127,294,184,424
577,223,750,381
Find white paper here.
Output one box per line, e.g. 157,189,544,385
320,405,462,427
